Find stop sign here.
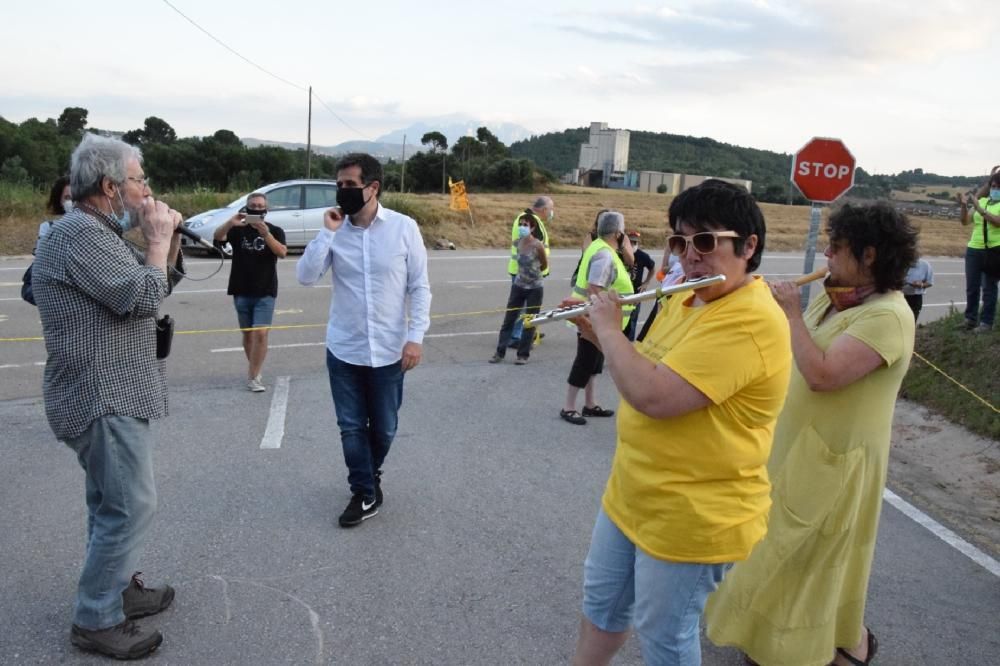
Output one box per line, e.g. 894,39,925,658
791,137,856,203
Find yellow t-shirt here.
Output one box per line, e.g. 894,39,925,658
601,277,792,563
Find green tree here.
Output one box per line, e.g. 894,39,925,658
0,156,30,183
56,107,88,136
421,131,449,193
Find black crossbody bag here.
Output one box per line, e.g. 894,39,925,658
155,314,174,359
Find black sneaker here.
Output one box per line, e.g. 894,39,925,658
70,620,162,659
339,493,378,527
122,572,175,620
374,471,384,508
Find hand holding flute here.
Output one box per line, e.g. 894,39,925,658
769,267,828,317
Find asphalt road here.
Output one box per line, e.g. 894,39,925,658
0,250,996,664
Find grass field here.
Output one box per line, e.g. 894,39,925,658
901,310,999,441
0,184,973,257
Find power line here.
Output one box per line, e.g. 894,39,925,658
160,0,307,92
159,0,369,140
310,91,371,141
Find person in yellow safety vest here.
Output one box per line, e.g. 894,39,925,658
559,210,635,426
506,196,553,346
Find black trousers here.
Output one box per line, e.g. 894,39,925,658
904,294,923,322
567,335,604,388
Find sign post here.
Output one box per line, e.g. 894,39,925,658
790,137,856,309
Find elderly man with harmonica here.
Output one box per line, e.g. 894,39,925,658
568,180,792,666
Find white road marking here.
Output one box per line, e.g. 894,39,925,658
260,376,290,450
0,361,44,369
884,489,1000,578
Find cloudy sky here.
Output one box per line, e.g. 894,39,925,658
2,0,994,175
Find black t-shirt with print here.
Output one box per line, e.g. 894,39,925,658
225,223,286,297
628,248,656,292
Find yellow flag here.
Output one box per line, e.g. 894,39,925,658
449,178,470,211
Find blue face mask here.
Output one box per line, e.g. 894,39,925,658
990,188,1000,201
518,225,531,238
108,189,133,231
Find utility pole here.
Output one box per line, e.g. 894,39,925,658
306,86,312,178
400,134,407,192
442,152,447,194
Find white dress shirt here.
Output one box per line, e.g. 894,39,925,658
296,203,432,367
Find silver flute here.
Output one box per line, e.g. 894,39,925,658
523,274,726,328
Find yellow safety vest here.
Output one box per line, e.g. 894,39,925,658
508,211,550,276
573,238,634,329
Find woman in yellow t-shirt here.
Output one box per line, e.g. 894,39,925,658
570,181,792,666
954,167,1000,333
705,203,919,666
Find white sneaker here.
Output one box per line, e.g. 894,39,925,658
247,376,266,392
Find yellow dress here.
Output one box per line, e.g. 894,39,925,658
704,290,914,666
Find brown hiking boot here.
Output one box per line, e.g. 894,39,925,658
122,572,175,619
70,620,162,659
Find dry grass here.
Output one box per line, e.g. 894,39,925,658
418,186,970,257
2,185,971,256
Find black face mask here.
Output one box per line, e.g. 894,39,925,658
245,208,267,216
336,186,370,216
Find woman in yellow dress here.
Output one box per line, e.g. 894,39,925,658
705,203,918,666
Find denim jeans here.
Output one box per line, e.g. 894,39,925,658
326,350,404,498
583,509,732,666
64,415,157,630
496,284,543,359
233,295,276,329
506,274,528,343
964,247,998,327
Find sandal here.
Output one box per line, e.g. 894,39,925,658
560,409,587,425
582,405,615,417
835,628,878,665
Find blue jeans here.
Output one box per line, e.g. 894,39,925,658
964,247,998,327
508,275,525,342
64,416,157,630
326,350,404,498
583,509,731,666
234,295,276,329
496,284,543,359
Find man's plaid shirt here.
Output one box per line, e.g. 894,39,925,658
32,207,184,440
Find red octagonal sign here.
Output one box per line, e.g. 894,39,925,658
791,137,856,203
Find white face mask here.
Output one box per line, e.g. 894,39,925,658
62,199,74,214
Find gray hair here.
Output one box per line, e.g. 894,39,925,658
70,133,142,200
532,196,552,211
247,192,267,204
597,210,625,237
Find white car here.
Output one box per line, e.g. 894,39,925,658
181,179,338,254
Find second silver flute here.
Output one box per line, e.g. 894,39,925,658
523,274,726,328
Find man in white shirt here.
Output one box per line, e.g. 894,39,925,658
296,153,432,527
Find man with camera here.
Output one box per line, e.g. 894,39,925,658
214,192,288,391
32,134,184,659
296,153,431,528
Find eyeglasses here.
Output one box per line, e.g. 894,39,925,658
126,176,149,187
667,230,741,256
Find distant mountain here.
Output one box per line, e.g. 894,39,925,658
241,137,407,161
375,117,535,149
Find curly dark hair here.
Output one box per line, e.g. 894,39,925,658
826,203,918,293
46,175,71,216
668,179,766,272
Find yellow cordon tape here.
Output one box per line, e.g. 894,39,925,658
2,311,995,413
911,351,999,414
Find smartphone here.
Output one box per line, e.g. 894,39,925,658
244,214,264,225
